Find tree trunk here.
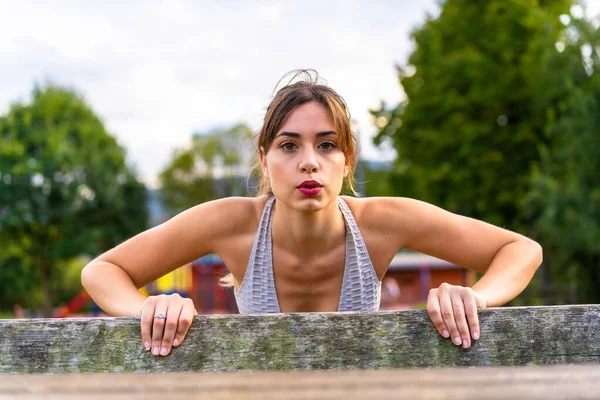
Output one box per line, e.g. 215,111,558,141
36,259,53,318
572,251,600,304
586,253,600,304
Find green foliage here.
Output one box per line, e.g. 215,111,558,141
362,161,394,197
0,243,38,309
51,255,90,306
371,0,600,303
0,84,149,315
372,0,572,229
527,11,600,302
159,123,254,213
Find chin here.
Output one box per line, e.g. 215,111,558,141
297,199,324,211
273,188,338,211
294,193,337,212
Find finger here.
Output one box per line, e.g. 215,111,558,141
160,304,183,356
463,292,480,341
139,300,155,351
439,291,461,346
173,299,197,347
427,290,449,338
451,293,470,348
151,299,168,356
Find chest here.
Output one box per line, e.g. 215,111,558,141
272,242,346,286
271,242,347,312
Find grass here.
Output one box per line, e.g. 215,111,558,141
0,310,15,319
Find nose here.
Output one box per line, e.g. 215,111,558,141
299,148,319,174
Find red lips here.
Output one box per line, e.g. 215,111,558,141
297,180,323,189
297,180,323,196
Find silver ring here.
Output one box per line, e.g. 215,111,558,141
154,313,167,319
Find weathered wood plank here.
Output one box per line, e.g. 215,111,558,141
1,365,600,399
1,305,599,373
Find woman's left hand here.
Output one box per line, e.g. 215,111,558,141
427,283,487,349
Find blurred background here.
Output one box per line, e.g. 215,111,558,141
1,0,599,318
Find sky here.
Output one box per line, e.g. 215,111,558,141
1,1,599,188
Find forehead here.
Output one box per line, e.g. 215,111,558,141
278,101,335,134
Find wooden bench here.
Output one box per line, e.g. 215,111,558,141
1,305,599,399
1,365,599,399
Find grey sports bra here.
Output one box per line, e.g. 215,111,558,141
234,196,381,313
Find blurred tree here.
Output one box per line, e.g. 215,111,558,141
369,0,600,303
527,9,600,302
362,160,394,197
0,85,148,316
0,243,38,310
371,0,572,229
159,123,254,213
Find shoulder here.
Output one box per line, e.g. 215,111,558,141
188,196,270,229
340,196,418,228
340,196,436,245
339,196,421,276
90,196,272,289
164,196,271,247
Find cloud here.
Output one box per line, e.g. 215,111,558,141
0,0,439,187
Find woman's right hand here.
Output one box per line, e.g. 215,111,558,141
137,293,198,356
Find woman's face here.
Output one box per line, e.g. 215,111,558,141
260,101,348,211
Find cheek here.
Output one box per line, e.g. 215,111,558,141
325,155,347,189
265,158,286,185
331,154,347,174
267,163,293,196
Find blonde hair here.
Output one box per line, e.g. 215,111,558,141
220,70,359,288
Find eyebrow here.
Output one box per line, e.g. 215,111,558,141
275,130,337,139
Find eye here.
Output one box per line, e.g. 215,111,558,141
280,141,297,152
319,141,337,151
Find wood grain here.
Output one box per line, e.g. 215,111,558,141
1,365,599,399
1,305,599,373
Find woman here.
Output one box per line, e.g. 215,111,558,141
82,70,542,358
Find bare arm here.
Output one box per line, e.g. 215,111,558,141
81,197,255,316
366,196,542,349
387,197,542,306
367,196,541,305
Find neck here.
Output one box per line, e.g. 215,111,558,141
271,197,346,255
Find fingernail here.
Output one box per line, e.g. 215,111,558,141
160,347,168,356
473,331,479,340
152,346,159,355
173,338,180,346
144,341,150,350
442,330,450,338
462,339,468,348
453,336,462,346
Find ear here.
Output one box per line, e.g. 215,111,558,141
343,162,349,177
259,146,269,177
